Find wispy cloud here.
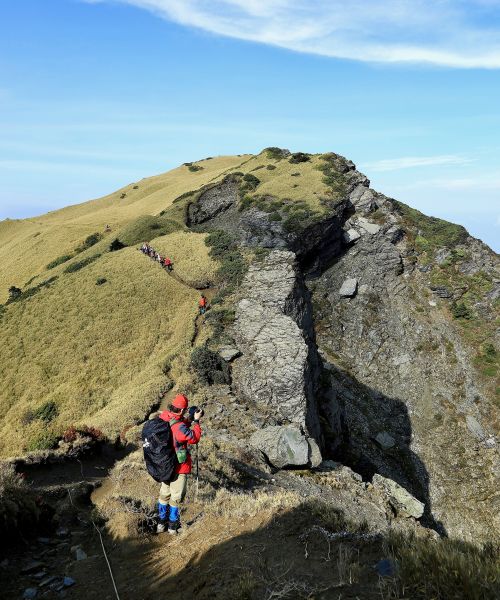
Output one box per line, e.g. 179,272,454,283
363,155,475,172
86,0,500,68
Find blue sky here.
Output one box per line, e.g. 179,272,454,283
1,0,499,250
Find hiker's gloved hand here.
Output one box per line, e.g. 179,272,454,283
194,409,203,421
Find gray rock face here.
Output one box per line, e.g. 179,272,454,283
187,179,238,225
250,426,310,468
372,474,425,518
357,217,381,235
339,278,358,297
233,250,323,446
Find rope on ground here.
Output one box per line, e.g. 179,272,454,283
73,460,122,600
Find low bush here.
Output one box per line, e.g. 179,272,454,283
266,164,276,170
451,301,472,320
269,211,282,222
264,147,287,160
217,251,247,287
64,254,102,272
240,173,260,193
62,425,105,443
96,277,107,286
205,230,236,258
46,254,73,269
109,239,126,252
190,346,230,385
33,400,58,423
74,232,102,253
6,278,59,304
26,431,59,452
188,164,203,172
289,152,310,164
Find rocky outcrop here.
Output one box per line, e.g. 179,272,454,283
186,178,238,225
232,250,326,465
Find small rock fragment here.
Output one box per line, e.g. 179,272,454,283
23,588,37,599
21,561,44,574
344,228,361,244
218,347,241,362
339,278,358,298
75,548,88,561
374,432,396,450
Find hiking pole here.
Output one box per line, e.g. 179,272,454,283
195,443,200,499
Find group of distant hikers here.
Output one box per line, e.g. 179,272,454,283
140,242,208,315
140,242,173,271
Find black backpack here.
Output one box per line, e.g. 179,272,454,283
141,417,177,483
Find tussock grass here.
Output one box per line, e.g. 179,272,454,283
384,532,500,600
0,246,200,456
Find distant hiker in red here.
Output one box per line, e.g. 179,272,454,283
156,394,203,534
199,294,207,315
164,257,173,271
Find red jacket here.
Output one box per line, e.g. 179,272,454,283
159,410,202,474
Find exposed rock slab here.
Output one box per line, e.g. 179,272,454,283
372,474,425,518
233,250,323,449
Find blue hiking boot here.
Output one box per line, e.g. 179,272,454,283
156,502,169,534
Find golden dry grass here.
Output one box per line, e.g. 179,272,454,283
0,155,249,303
150,231,217,288
0,245,202,456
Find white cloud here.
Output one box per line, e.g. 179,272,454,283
363,155,474,172
86,0,500,68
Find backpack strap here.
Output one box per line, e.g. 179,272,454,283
169,418,188,463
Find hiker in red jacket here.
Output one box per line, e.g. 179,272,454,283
164,257,173,271
156,394,203,534
199,294,207,315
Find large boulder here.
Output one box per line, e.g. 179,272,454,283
250,426,312,468
372,474,424,519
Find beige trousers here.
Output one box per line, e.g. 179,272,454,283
158,473,188,507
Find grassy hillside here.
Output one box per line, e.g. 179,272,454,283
0,233,217,456
0,155,248,304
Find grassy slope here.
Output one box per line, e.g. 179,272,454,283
0,155,248,303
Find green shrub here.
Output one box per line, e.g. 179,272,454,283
392,201,468,250
190,346,230,385
289,152,310,164
217,251,247,287
33,401,58,423
205,308,236,339
26,431,59,452
266,164,276,170
6,278,59,304
188,164,203,172
205,230,236,258
46,254,73,269
269,211,282,222
263,147,287,160
96,277,107,286
75,232,102,254
109,239,126,252
451,301,472,320
64,254,102,272
240,173,260,193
